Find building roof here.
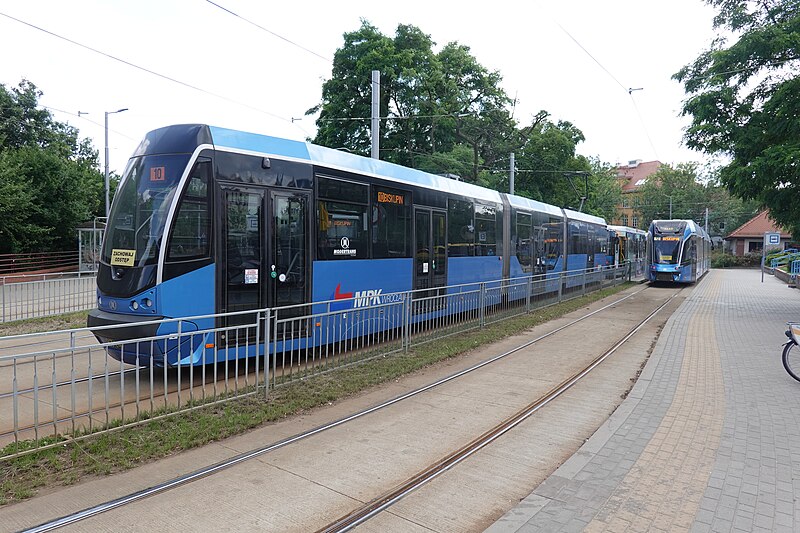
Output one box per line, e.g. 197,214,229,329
725,210,791,239
615,160,663,193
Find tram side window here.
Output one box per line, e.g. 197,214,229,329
474,203,497,256
448,199,474,257
372,187,411,258
167,158,211,260
317,176,368,260
516,213,533,273
545,217,563,270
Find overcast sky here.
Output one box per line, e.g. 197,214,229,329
1,0,721,175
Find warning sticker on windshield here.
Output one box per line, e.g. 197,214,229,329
111,249,136,267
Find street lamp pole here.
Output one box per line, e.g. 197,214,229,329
104,108,128,218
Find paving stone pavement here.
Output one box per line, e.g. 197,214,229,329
486,269,800,533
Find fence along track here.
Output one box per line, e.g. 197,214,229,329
1,273,97,323
1,263,637,461
22,277,652,533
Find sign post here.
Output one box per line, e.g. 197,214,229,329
762,232,781,282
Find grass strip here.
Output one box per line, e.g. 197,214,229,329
0,282,635,505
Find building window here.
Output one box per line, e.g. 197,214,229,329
621,215,629,226
621,197,629,208
748,240,763,253
631,216,639,228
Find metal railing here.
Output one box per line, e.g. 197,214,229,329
1,272,97,323
0,251,79,275
0,261,640,459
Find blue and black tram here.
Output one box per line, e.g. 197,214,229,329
88,124,615,366
646,219,711,283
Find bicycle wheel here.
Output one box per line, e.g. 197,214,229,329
782,342,800,382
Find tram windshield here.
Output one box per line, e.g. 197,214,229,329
102,154,190,268
652,236,681,264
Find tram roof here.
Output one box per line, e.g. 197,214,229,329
562,208,607,226
608,225,647,236
505,194,564,218
208,126,502,203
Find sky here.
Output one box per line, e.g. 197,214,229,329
0,0,722,176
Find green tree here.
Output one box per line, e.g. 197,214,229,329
309,21,609,213
673,0,800,236
636,163,759,236
308,21,515,182
0,80,104,253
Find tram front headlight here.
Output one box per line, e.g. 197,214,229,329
143,298,152,308
131,300,139,311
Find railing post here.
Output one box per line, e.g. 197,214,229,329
582,268,587,296
265,309,272,398
254,309,261,394
403,292,411,352
479,282,486,328
526,276,532,313
558,271,564,303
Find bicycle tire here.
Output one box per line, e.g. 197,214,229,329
782,342,800,382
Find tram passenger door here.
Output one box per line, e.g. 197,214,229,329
414,208,447,299
533,226,546,275
220,187,264,341
269,191,310,321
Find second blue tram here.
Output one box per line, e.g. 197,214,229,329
88,124,615,366
646,219,711,283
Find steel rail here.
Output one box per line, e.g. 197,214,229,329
317,288,682,532
23,285,657,533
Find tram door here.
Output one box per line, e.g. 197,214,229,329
269,191,310,319
220,187,310,340
221,187,265,338
414,208,447,298
533,226,546,275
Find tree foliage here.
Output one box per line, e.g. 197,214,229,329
307,21,619,215
674,0,800,236
0,80,104,253
636,163,759,236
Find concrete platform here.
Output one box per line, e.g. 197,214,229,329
487,269,800,532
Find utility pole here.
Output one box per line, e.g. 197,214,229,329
371,70,380,160
705,207,709,233
509,153,515,195
669,197,672,219
104,108,128,218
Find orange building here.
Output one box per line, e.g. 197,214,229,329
613,160,662,229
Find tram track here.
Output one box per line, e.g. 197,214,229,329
17,284,682,532
317,287,681,532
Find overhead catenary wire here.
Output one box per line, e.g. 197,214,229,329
204,1,331,63
541,9,660,161
40,105,137,141
0,10,292,125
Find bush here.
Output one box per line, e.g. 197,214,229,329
711,251,762,268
